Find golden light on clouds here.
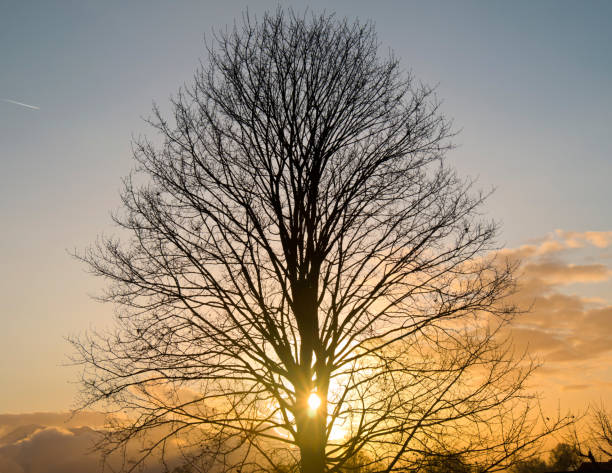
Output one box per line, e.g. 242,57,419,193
495,230,612,408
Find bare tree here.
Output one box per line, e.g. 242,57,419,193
588,405,612,460
571,404,612,464
72,9,567,473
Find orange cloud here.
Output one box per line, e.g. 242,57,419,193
555,230,612,249
502,230,612,261
561,384,590,392
523,261,611,285
500,231,612,397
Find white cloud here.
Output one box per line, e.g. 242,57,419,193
1,99,40,110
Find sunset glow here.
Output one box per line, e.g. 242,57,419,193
308,393,321,412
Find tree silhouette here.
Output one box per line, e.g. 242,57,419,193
549,443,581,471
72,9,567,473
419,452,473,473
570,404,612,464
510,442,582,472
591,405,612,459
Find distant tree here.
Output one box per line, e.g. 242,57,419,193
549,443,581,471
72,9,569,473
420,452,472,473
511,442,581,472
511,457,548,473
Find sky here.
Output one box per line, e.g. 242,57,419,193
1,0,612,469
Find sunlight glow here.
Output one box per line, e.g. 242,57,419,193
307,392,321,411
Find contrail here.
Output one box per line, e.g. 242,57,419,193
2,98,40,110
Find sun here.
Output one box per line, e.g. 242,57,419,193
307,392,321,412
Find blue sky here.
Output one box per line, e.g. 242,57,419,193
1,0,611,413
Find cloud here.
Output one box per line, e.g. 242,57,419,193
0,425,105,473
555,230,612,249
510,287,612,364
503,230,612,262
561,384,590,392
500,230,612,394
523,261,611,285
0,412,179,473
0,411,107,432
1,99,40,110
0,455,24,473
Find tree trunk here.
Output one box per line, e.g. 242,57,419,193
297,402,327,473
292,279,327,473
